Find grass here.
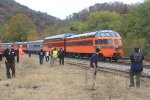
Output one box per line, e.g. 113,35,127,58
0,55,150,100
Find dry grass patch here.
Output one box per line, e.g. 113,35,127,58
0,55,150,100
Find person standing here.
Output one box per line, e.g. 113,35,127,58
19,45,24,69
0,49,3,67
38,49,45,65
90,48,100,90
52,48,58,66
58,48,65,65
129,47,144,87
3,45,16,79
49,49,53,66
45,50,49,62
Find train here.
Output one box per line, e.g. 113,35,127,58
1,30,123,61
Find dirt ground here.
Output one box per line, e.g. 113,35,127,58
0,55,150,100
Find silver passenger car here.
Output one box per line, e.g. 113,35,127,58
27,40,43,53
2,43,13,51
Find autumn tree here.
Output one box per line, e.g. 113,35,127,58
86,11,121,32
121,0,150,57
3,14,37,42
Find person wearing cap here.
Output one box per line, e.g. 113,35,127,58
3,45,17,79
90,48,100,90
129,47,145,87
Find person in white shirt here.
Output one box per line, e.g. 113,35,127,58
45,51,49,62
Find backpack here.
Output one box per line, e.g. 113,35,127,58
131,52,143,72
133,53,142,62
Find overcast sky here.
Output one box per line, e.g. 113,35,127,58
15,0,144,19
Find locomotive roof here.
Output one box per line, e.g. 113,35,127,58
67,30,120,39
66,31,97,39
27,40,43,43
96,30,120,37
44,33,75,40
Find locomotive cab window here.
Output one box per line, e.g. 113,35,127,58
108,39,113,44
103,39,108,44
95,39,112,44
95,39,103,44
95,40,98,44
114,39,119,44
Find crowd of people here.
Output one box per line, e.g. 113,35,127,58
0,45,145,90
0,45,66,79
38,47,65,66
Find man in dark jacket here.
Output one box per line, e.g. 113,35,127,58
0,48,3,67
38,48,45,65
90,48,100,90
129,47,144,87
3,45,16,79
58,48,65,65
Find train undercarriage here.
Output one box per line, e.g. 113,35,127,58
65,52,121,62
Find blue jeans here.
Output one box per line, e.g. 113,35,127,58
39,56,44,64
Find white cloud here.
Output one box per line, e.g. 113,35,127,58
15,0,144,19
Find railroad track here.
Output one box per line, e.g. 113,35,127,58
65,58,150,78
66,57,150,69
97,57,150,69
66,61,128,77
100,60,150,70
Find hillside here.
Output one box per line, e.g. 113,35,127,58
66,2,129,21
0,0,60,31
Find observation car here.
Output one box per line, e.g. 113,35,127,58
43,33,75,51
